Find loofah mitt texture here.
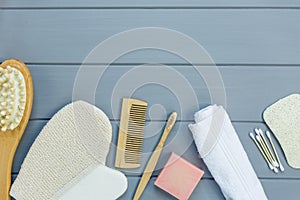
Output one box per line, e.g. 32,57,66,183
10,101,113,200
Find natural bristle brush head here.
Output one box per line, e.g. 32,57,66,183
0,65,27,131
0,59,33,200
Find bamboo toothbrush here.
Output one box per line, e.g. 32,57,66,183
266,131,284,172
0,59,33,200
133,112,177,200
249,132,274,171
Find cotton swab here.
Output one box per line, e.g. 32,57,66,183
256,135,279,173
255,128,279,167
256,128,279,167
266,131,285,172
255,134,277,168
249,132,274,171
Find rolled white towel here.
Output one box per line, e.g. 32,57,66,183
189,105,268,200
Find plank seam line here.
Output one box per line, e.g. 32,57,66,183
11,173,300,180
19,63,300,67
28,119,264,123
2,7,300,10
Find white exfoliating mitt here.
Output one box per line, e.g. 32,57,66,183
11,101,127,200
189,105,267,200
263,94,300,169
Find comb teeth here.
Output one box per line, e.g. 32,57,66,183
115,99,147,168
125,104,146,164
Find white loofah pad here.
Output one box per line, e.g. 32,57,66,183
10,101,119,199
59,165,127,200
264,94,300,169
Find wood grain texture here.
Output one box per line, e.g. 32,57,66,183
0,59,33,200
0,138,17,200
115,98,147,169
1,0,300,8
1,10,300,64
11,65,300,121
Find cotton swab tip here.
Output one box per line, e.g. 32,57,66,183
258,128,264,135
268,163,274,170
272,161,279,168
255,135,261,141
266,131,271,138
279,164,285,172
254,128,260,135
273,167,279,173
249,132,255,139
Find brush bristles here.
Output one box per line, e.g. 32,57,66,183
124,104,147,164
0,66,26,131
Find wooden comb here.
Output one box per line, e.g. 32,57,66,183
115,98,147,169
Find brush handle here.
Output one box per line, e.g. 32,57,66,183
133,143,164,200
133,112,177,200
0,59,34,200
0,137,18,200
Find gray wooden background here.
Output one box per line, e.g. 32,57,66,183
1,1,300,199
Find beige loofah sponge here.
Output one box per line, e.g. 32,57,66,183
10,101,113,199
263,94,300,169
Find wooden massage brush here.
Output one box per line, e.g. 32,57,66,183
0,59,33,200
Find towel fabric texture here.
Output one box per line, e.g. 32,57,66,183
189,105,267,200
10,101,126,200
263,94,300,169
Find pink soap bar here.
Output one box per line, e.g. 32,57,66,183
154,153,204,200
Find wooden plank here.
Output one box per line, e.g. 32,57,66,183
261,179,300,200
8,175,226,200
119,178,300,200
1,0,300,8
11,175,300,200
15,65,300,121
12,120,300,180
121,178,224,200
1,10,300,64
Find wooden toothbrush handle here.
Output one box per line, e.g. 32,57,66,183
133,112,177,200
133,132,168,200
133,133,173,200
0,137,18,200
143,137,166,173
143,111,177,174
